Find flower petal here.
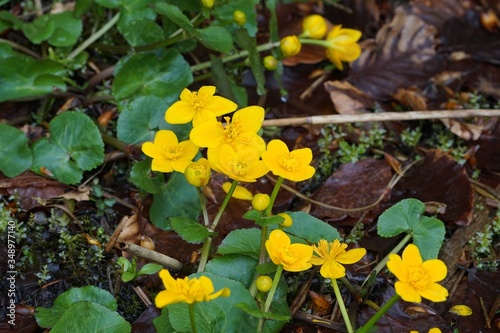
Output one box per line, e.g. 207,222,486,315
402,244,423,266
151,158,174,173
179,140,200,161
190,120,224,148
418,282,449,303
155,289,185,308
155,130,178,146
208,287,231,301
336,247,366,265
232,106,265,133
165,101,196,124
290,147,313,165
204,95,238,117
387,253,408,282
394,281,421,303
422,259,447,283
310,254,326,266
265,229,290,265
142,142,163,159
320,258,346,279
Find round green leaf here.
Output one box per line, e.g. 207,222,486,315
217,228,261,259
412,216,446,260
279,211,340,244
0,124,32,177
377,198,426,237
205,254,258,288
22,15,55,44
31,111,104,184
112,50,193,101
196,26,234,53
129,160,164,194
47,12,82,47
170,217,210,244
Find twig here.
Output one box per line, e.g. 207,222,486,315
119,242,182,271
105,214,137,252
0,39,41,59
133,286,152,307
262,109,500,127
479,296,491,329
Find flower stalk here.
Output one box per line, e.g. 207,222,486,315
189,303,198,333
257,264,284,332
332,278,354,333
356,293,400,333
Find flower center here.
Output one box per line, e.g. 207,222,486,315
191,92,208,111
278,153,299,171
279,247,298,265
408,265,431,290
223,117,239,142
163,146,183,160
230,159,251,176
191,165,207,177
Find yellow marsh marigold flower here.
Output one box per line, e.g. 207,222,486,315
325,25,362,70
302,14,327,39
165,86,237,127
185,158,211,187
155,270,230,308
410,329,442,333
280,35,301,57
142,130,198,173
387,244,448,303
190,106,266,154
261,139,315,182
213,144,269,182
310,239,366,279
222,182,253,201
265,229,313,272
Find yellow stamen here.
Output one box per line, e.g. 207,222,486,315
279,153,299,171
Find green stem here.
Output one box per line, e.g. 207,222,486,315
190,41,280,73
298,38,331,48
259,225,269,265
0,38,41,59
332,278,354,333
189,303,198,333
67,12,120,60
257,265,284,332
197,188,210,227
362,233,412,287
264,176,284,216
209,180,238,232
356,293,400,333
197,236,212,273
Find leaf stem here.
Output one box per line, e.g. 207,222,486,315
332,278,354,333
356,293,400,333
209,180,238,232
67,12,120,60
189,303,198,333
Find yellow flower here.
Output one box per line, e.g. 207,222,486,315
280,35,301,57
142,130,199,173
212,144,269,183
310,239,366,279
155,270,230,308
429,329,442,333
324,25,362,70
261,139,315,182
302,14,327,39
265,229,313,272
165,86,237,127
185,158,211,187
222,182,253,201
387,244,449,303
189,106,266,155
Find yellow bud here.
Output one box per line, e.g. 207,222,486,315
184,158,211,187
233,10,246,26
252,193,271,211
201,0,214,9
263,55,278,71
256,275,273,292
277,213,292,227
280,35,301,57
302,14,327,39
449,304,472,316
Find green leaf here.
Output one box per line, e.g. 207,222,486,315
22,15,54,44
155,3,194,33
243,209,261,221
31,111,104,184
35,286,118,328
153,307,175,333
129,160,164,194
209,54,247,107
235,302,291,321
255,215,284,227
0,43,17,59
235,29,266,95
112,50,192,101
377,198,445,260
217,228,261,259
205,254,258,288
196,26,234,53
0,57,66,102
170,217,210,244
47,302,130,333
119,18,165,46
255,262,277,275
150,172,201,229
277,211,340,244
117,96,168,145
167,273,264,332
121,271,136,282
213,0,259,37
137,263,162,276
0,124,32,177
47,12,82,47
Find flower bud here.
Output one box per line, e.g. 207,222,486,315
302,14,327,39
201,0,214,9
256,275,273,292
280,35,301,57
185,158,211,187
263,55,278,71
252,193,271,211
233,10,246,26
277,212,292,227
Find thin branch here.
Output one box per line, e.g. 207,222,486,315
262,109,500,127
119,242,183,271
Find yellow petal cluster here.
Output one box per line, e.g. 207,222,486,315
387,244,449,303
155,270,230,308
141,130,198,173
261,139,315,182
325,25,362,70
280,35,302,57
165,86,237,127
310,239,366,279
185,158,211,187
265,229,313,272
